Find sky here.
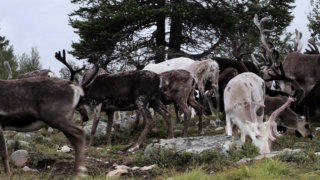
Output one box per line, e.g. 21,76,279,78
0,0,314,75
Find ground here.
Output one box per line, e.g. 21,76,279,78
1,111,320,179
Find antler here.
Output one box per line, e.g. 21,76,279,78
294,29,303,52
55,49,86,81
266,96,295,141
305,37,320,54
232,42,253,61
254,14,279,65
3,61,12,80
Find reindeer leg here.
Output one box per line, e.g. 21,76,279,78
106,112,114,146
188,88,204,134
153,100,173,139
0,126,10,174
180,103,191,137
129,96,153,152
88,103,102,146
226,115,233,136
207,88,221,124
131,110,140,135
46,118,85,175
174,103,181,124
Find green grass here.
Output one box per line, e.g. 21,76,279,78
1,111,320,179
164,159,320,180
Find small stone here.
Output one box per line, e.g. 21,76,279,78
47,127,54,133
57,145,72,153
7,140,30,150
115,165,130,170
215,127,224,131
315,152,320,155
107,169,128,177
315,127,320,131
139,164,157,171
97,147,103,150
131,166,140,171
237,158,251,164
11,150,28,167
22,166,39,173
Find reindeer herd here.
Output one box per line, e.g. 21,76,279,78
0,14,318,175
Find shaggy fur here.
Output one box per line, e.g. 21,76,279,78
159,70,203,136
0,77,85,174
82,69,172,151
224,72,270,154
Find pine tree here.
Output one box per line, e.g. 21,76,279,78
0,29,18,79
69,0,294,69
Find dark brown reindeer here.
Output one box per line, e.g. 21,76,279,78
264,96,312,138
0,77,86,175
55,51,172,152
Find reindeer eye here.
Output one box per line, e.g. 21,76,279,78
305,124,310,129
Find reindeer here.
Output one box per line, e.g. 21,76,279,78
224,72,296,153
0,77,86,175
223,72,269,153
159,70,204,136
143,57,220,124
265,96,312,138
3,61,56,79
55,51,172,151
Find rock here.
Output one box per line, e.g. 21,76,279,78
47,127,54,133
237,148,301,163
315,152,320,156
131,166,140,171
6,140,29,150
115,165,130,170
22,166,39,173
11,150,28,167
139,164,157,171
14,132,51,142
315,127,320,131
215,127,224,131
113,114,136,131
107,169,128,177
57,145,72,153
14,133,32,140
84,120,111,137
144,134,241,155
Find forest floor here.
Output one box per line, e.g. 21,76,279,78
1,112,320,180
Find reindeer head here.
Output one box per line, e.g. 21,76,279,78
295,116,312,138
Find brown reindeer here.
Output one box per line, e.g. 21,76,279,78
54,50,172,151
265,96,312,138
0,77,86,175
159,70,203,136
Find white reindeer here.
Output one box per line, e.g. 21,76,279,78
224,72,295,154
224,72,269,153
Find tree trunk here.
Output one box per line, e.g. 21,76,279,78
168,0,183,59
154,0,166,63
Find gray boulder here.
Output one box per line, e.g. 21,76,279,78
7,140,30,151
84,120,111,137
11,150,28,167
238,148,301,163
144,134,241,156
113,114,137,131
13,132,51,142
